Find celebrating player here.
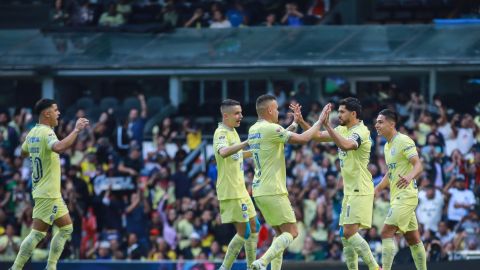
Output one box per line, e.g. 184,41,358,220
10,99,89,270
213,99,258,270
248,94,327,270
374,109,426,270
291,98,380,270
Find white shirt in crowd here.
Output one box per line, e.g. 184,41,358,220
447,187,476,222
456,128,475,155
417,189,444,232
210,20,232,28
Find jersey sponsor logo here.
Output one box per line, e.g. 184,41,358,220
218,135,226,140
29,137,40,143
249,143,260,149
404,145,415,152
248,133,261,139
387,163,396,170
390,147,396,156
232,153,240,160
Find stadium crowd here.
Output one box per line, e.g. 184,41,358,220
51,0,332,28
0,87,479,265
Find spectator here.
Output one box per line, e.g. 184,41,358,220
453,210,480,251
452,113,478,155
99,3,125,27
71,0,94,26
436,221,455,247
308,0,330,19
210,10,232,29
443,177,476,229
127,94,148,147
0,224,21,261
184,8,209,28
281,2,304,26
158,0,179,28
417,186,444,232
226,0,249,27
262,13,278,27
0,110,19,155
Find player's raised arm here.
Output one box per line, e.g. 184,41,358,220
289,103,332,142
287,103,331,144
52,118,89,153
322,105,359,151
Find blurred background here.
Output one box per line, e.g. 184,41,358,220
0,0,479,269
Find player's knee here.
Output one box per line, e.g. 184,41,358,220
59,224,73,240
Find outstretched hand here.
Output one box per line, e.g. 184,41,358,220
318,103,332,126
289,103,304,123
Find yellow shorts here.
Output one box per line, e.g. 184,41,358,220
32,197,69,226
339,195,374,229
384,203,418,234
219,196,256,224
254,194,296,226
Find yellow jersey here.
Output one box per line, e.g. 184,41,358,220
335,121,374,195
213,123,249,200
384,132,419,206
248,120,292,197
21,124,61,199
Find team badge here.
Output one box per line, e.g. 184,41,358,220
390,147,396,156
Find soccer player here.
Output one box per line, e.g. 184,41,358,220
10,99,89,270
213,99,258,270
248,94,327,270
291,98,380,270
374,109,426,270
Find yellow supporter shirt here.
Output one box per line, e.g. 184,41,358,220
213,123,249,200
384,133,419,206
335,121,374,195
21,124,61,199
248,120,291,197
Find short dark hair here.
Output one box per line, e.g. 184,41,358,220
256,94,276,108
34,99,56,115
220,99,240,113
339,97,362,119
378,109,398,123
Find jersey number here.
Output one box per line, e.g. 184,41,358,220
32,157,43,183
253,152,262,177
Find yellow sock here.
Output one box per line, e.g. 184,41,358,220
46,224,73,270
260,232,293,266
245,233,258,269
382,238,397,270
221,234,245,270
410,242,427,270
348,233,379,270
12,229,46,270
342,237,358,270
